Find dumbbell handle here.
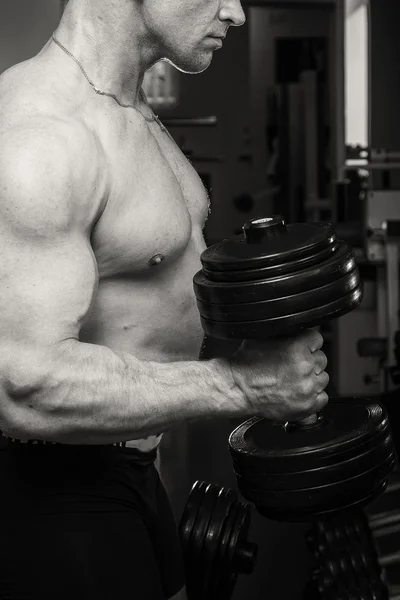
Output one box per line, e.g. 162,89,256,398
284,413,321,431
292,324,327,428
298,414,319,426
243,218,326,431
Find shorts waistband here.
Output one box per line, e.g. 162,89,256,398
1,436,129,448
0,435,159,467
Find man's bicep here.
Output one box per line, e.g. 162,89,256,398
0,136,98,349
1,229,98,347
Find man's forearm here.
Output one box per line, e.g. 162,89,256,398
4,340,245,444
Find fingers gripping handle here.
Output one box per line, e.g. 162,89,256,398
285,405,325,432
297,413,320,426
244,217,327,429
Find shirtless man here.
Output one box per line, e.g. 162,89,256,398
0,0,329,598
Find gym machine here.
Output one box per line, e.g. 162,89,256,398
179,214,397,599
342,146,400,397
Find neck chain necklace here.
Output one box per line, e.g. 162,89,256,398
51,32,168,134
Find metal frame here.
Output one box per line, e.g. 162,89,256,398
334,0,345,183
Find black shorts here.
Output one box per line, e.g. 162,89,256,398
0,437,185,600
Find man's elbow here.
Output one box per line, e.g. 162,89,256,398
0,356,53,439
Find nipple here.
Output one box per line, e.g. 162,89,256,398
148,253,165,267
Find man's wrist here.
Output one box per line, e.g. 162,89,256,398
208,357,248,418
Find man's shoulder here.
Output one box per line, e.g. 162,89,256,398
0,63,97,157
0,68,108,229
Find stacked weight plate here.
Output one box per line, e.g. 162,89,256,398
307,511,386,599
306,470,400,600
179,481,257,600
193,217,362,339
365,471,400,600
229,402,395,521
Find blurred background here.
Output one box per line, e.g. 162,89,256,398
2,1,400,598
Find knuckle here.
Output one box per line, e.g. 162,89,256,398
320,371,330,389
296,359,312,376
314,351,328,375
306,329,323,349
317,391,329,409
315,349,327,364
301,396,315,413
299,378,314,397
314,330,324,347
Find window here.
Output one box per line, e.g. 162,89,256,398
345,1,369,147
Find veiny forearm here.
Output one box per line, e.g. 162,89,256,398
3,340,244,444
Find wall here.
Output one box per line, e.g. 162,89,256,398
370,0,400,154
0,0,61,75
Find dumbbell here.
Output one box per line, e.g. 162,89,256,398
178,480,258,600
307,511,386,599
308,509,400,599
193,215,396,521
305,470,400,599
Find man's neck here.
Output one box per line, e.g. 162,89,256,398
54,0,159,108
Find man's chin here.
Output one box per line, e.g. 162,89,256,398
164,53,213,75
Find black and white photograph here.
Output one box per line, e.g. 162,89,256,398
0,1,398,599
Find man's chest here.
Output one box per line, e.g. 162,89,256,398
91,121,210,278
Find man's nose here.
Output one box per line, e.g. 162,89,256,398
219,0,246,27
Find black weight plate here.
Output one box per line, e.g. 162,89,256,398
238,453,395,516
193,243,354,304
238,453,395,510
179,481,209,553
201,241,340,284
212,503,242,600
187,482,222,598
310,517,385,594
200,284,362,339
229,401,389,473
240,454,395,516
320,481,389,521
205,505,235,600
226,504,253,573
196,269,360,322
231,421,391,476
256,482,389,523
202,486,238,599
233,432,394,491
200,222,335,273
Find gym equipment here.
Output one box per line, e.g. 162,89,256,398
307,471,400,599
178,480,258,600
341,146,400,398
307,511,387,599
193,215,396,521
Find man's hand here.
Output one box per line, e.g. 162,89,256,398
229,329,329,422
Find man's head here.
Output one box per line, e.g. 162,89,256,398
61,0,245,82
140,0,246,74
